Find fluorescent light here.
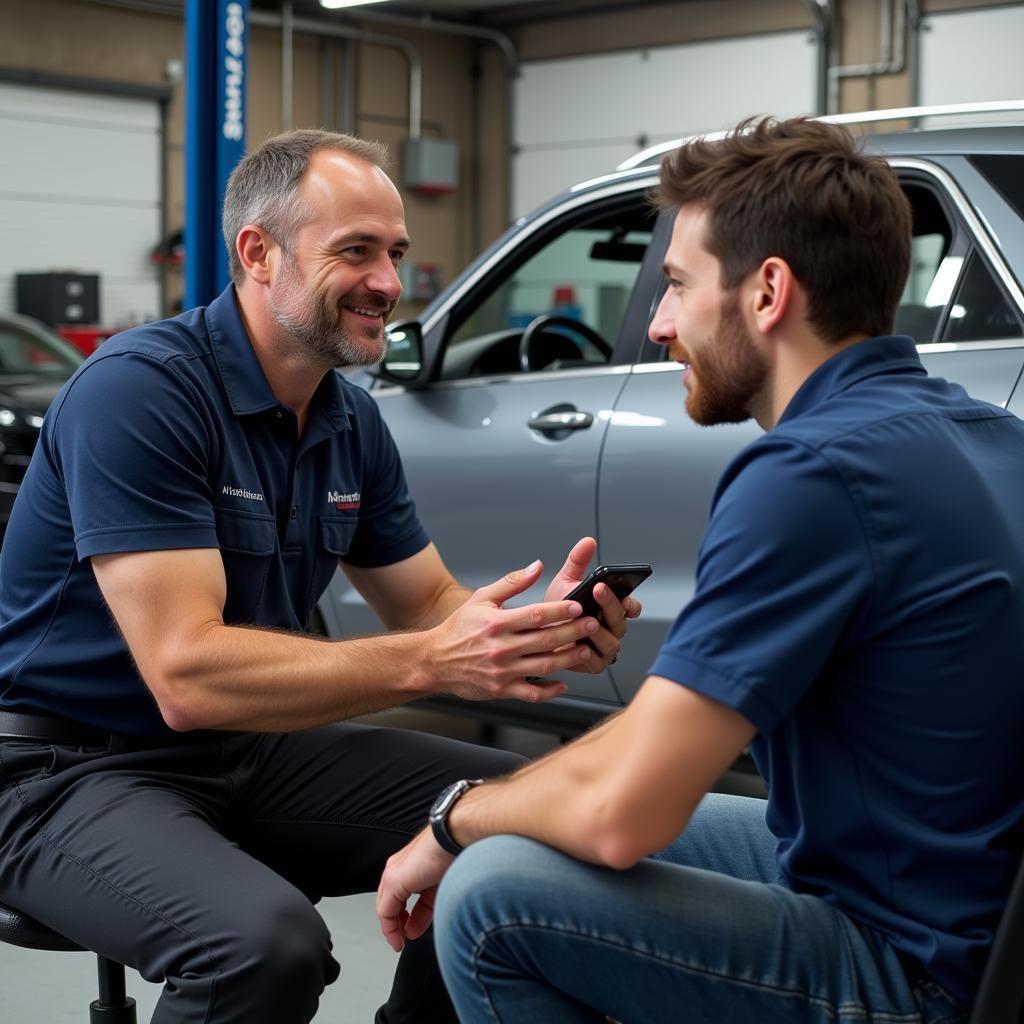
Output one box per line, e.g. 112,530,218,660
320,0,391,8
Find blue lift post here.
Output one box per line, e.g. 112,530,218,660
185,0,249,309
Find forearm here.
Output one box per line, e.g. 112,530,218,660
447,718,652,867
153,622,435,732
445,681,755,868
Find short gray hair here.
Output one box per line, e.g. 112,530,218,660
222,129,391,285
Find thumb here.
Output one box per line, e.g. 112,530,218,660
473,560,543,607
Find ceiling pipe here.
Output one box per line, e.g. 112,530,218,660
250,7,422,138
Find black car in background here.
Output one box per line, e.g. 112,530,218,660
0,312,85,534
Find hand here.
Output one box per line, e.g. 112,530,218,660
426,560,598,703
543,537,643,674
377,827,453,952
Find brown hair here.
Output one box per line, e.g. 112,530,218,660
655,117,911,342
223,129,390,285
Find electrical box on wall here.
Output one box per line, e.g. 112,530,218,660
16,272,100,326
402,137,458,195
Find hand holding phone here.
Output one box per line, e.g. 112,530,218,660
526,563,651,681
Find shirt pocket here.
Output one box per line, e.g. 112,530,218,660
214,507,276,623
307,514,358,623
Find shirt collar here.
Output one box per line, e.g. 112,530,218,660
777,335,925,426
204,285,351,430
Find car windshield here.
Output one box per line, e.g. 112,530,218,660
0,321,83,374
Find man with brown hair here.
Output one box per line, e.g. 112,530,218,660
376,117,1024,1023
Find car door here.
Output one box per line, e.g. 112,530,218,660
328,185,664,703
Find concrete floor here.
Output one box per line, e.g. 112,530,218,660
0,708,765,1022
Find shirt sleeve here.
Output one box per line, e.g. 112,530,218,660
47,351,220,559
649,435,875,736
341,391,430,568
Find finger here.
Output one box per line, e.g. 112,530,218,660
592,583,628,636
502,678,569,703
515,642,594,680
502,599,585,632
405,890,438,942
508,616,599,658
585,624,622,664
378,901,408,952
551,536,596,587
473,560,543,608
622,595,643,620
376,875,413,951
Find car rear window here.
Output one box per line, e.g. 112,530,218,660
969,155,1024,222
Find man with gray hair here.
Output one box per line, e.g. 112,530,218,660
0,129,637,1023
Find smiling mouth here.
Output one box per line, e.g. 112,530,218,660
344,305,385,319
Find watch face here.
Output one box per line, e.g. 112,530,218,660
431,780,464,818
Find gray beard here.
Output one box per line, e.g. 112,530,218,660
270,267,387,369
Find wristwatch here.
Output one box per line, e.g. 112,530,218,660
429,778,484,855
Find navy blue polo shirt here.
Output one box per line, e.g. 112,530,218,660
0,286,429,737
650,335,1024,1004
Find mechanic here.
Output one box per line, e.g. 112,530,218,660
0,129,638,1024
376,116,1024,1024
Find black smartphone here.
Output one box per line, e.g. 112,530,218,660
564,563,652,631
527,564,653,680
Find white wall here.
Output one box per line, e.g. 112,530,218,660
920,5,1024,118
513,29,818,217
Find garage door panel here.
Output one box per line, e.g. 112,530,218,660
0,82,161,325
0,115,159,204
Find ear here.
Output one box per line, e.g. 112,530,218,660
235,225,275,285
751,256,795,335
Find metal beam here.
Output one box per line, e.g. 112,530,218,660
185,0,249,308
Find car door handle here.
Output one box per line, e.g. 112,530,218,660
527,410,594,432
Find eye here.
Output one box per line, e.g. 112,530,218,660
343,245,368,258
389,249,407,265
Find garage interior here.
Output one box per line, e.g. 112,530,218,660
1,0,1023,1020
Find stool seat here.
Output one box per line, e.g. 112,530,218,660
0,900,86,952
0,898,137,1022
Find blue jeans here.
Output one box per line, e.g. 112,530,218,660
434,794,966,1023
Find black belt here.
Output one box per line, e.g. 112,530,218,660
0,709,111,746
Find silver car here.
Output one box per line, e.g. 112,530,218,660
320,105,1024,735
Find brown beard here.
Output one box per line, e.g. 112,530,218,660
685,292,768,426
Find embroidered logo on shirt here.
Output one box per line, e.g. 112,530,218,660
328,490,361,511
222,484,265,503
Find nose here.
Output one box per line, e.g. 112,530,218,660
648,288,675,346
365,254,403,302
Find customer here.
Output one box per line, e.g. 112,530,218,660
376,116,1024,1024
0,129,636,1024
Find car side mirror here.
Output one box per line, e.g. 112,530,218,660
378,320,424,383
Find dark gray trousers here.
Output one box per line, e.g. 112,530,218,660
0,722,523,1023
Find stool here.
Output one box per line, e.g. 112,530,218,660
0,899,137,1022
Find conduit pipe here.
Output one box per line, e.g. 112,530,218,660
349,8,520,228
828,0,908,114
249,7,423,139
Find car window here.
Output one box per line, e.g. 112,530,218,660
441,202,654,380
0,323,82,374
893,184,954,344
942,250,1024,343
